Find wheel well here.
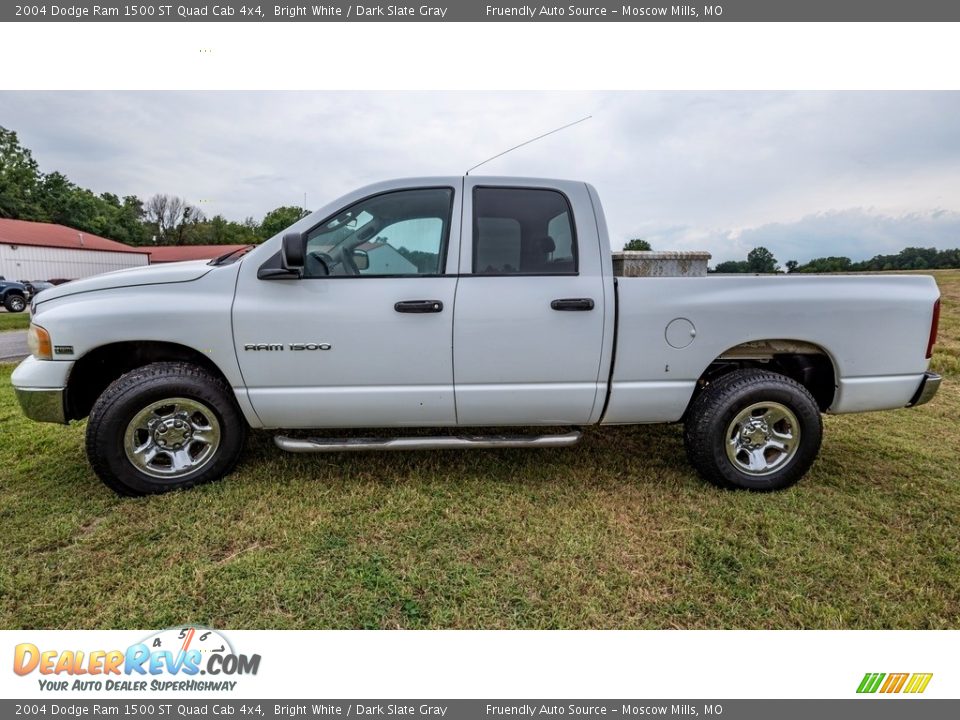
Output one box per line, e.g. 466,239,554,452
65,341,232,421
696,340,837,411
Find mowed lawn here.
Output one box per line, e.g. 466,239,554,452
1,271,958,630
0,311,30,332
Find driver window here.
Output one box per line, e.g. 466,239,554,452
303,188,453,278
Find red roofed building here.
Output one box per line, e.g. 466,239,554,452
145,245,250,264
0,219,150,282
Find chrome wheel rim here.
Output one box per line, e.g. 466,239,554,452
123,397,221,480
724,401,801,476
9,296,25,311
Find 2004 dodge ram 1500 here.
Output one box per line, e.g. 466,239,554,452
12,177,943,495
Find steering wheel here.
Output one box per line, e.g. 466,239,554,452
305,250,334,277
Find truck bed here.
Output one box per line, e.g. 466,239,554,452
603,273,939,423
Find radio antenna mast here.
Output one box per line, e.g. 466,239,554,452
465,115,592,175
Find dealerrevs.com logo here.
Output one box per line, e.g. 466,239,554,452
13,627,261,692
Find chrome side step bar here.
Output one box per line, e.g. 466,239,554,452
274,430,582,453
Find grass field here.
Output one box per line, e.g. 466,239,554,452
0,271,958,630
0,311,30,332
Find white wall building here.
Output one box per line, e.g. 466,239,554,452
0,219,149,281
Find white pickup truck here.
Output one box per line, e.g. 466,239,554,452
13,177,942,496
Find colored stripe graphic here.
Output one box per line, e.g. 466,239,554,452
880,673,909,693
857,672,932,694
857,673,885,693
904,673,933,694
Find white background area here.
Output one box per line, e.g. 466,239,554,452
0,23,957,91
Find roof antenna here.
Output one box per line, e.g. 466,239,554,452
465,115,592,175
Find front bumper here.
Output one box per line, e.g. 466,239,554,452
11,356,73,424
908,371,942,408
14,387,66,423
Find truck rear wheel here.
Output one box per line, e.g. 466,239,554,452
683,368,822,491
86,362,247,496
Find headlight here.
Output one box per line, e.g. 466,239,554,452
27,324,52,360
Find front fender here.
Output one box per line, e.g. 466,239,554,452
30,264,244,388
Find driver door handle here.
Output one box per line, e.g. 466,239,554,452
395,300,444,313
550,298,595,311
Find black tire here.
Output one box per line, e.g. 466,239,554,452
86,362,247,496
683,368,823,491
4,293,26,312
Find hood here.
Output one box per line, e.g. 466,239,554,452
34,260,214,305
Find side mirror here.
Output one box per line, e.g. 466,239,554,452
281,231,306,273
352,249,369,271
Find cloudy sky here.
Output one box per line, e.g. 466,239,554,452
2,91,959,263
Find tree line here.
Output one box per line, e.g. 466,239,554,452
0,126,307,246
712,245,960,273
626,238,960,274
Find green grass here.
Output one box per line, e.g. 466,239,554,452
0,312,29,332
927,270,960,378
1,273,958,630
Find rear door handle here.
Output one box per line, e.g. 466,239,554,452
550,298,595,311
395,300,444,313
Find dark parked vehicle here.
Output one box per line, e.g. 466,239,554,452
0,276,28,312
23,281,54,300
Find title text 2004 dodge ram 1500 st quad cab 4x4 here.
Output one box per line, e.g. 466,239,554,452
12,177,942,495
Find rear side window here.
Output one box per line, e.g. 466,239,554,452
473,187,577,275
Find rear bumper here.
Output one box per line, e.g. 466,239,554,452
908,371,942,408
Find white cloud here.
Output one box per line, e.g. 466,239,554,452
2,91,959,262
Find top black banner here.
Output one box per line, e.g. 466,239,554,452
5,0,960,22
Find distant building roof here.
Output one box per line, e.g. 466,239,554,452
0,218,150,254
146,245,250,263
355,241,415,253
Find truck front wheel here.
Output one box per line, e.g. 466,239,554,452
683,368,823,491
86,362,247,496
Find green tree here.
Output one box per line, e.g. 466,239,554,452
795,256,853,273
624,238,652,251
37,171,77,225
260,205,309,239
712,260,750,273
899,246,939,270
115,195,149,245
0,127,44,219
935,248,960,268
785,260,798,273
172,204,206,245
747,246,779,273
191,214,260,246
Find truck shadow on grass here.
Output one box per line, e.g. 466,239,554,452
238,422,700,493
19,405,950,503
